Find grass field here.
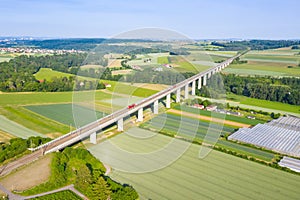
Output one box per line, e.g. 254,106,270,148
241,51,300,64
173,105,264,125
25,104,106,127
89,129,300,199
227,93,300,114
223,49,300,76
0,115,44,138
0,106,70,137
0,90,115,106
225,60,300,76
141,113,274,161
34,68,74,81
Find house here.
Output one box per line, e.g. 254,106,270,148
104,83,111,88
193,104,204,109
206,105,217,111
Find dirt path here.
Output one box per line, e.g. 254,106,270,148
167,109,251,128
23,184,88,200
103,164,111,175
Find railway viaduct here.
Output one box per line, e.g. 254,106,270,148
32,54,241,154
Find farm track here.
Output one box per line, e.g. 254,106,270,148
0,149,43,177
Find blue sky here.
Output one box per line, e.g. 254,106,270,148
0,0,299,39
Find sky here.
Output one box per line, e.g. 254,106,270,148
0,0,299,39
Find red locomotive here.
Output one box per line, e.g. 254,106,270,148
127,104,136,109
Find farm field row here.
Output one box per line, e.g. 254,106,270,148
0,106,70,137
0,115,44,139
89,128,300,199
25,104,107,128
141,113,275,161
172,105,264,125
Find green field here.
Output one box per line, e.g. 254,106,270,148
89,129,300,199
0,106,70,136
157,56,169,64
0,90,115,106
0,115,44,139
25,104,106,127
173,105,265,125
34,68,74,81
223,49,300,76
225,61,300,76
141,113,274,161
227,93,300,114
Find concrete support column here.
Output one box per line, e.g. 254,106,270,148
208,71,211,79
184,84,189,99
203,74,207,86
90,132,97,144
153,99,159,114
192,80,196,96
166,93,171,108
176,89,181,103
117,118,123,131
137,108,143,122
198,77,202,89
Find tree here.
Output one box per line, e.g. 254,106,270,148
91,176,111,200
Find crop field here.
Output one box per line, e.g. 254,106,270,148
0,90,115,106
173,105,264,125
0,106,70,137
141,113,234,140
0,115,44,138
25,104,106,127
241,52,300,64
104,80,159,98
89,129,300,200
227,94,300,114
141,113,274,161
225,60,300,76
111,69,132,75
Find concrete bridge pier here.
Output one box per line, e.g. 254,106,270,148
117,118,123,131
203,75,207,86
184,84,189,99
153,99,159,114
137,108,143,122
197,77,202,89
166,93,171,108
90,132,97,144
191,80,196,95
176,89,181,103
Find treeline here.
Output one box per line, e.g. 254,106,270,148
0,137,51,163
23,148,138,200
223,74,300,105
123,68,194,85
197,74,300,105
212,40,300,51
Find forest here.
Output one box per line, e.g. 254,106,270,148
199,74,300,105
0,53,106,92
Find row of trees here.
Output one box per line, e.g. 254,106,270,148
198,73,300,105
212,40,300,51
